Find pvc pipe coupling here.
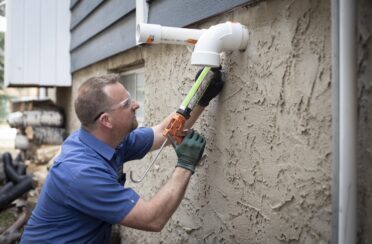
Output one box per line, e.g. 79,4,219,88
136,22,249,67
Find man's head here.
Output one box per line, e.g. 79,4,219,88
75,74,139,137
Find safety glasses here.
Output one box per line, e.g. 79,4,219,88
93,93,132,121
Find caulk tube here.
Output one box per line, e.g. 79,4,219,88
177,67,211,118
188,71,214,109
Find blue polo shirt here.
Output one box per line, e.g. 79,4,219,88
21,127,153,243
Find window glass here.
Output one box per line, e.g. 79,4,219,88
120,70,145,125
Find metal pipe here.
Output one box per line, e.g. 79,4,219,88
331,0,340,242
339,0,357,243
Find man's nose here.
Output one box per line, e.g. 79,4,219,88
131,100,140,110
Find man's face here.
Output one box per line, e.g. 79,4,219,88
103,82,139,135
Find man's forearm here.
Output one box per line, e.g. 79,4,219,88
148,167,192,229
121,167,192,231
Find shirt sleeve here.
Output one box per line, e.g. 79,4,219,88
64,164,140,224
117,127,154,162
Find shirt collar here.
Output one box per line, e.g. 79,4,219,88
78,128,115,161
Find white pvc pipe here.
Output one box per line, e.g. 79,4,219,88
135,0,149,45
191,22,249,67
136,0,149,25
136,23,205,45
339,0,356,243
136,21,249,67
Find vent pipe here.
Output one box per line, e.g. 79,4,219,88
136,23,206,45
191,22,249,67
136,22,248,67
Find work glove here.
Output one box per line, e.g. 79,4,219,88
195,67,225,107
173,129,206,174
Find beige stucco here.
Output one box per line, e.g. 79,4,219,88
125,1,332,243
55,0,372,242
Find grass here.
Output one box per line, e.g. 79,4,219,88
0,207,18,234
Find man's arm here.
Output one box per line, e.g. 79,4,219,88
121,130,205,231
120,167,191,231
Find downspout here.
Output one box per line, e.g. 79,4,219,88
338,0,357,243
331,0,339,242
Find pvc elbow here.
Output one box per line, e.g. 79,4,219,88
191,22,249,67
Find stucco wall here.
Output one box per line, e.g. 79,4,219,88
59,0,334,243
124,0,332,243
357,0,372,242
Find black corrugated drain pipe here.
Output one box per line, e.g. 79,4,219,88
0,153,35,211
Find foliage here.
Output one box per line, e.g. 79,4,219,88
0,94,10,122
0,30,8,122
0,31,4,85
0,208,18,233
0,0,5,17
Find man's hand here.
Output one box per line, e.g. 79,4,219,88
173,130,206,174
195,67,225,107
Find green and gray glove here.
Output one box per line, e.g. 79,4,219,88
195,67,225,107
173,129,206,174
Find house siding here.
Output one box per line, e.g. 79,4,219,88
70,0,252,72
5,0,71,87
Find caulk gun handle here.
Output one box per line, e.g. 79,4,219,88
162,112,187,144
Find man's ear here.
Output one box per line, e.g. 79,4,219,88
99,113,113,129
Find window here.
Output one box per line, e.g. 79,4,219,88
119,68,145,125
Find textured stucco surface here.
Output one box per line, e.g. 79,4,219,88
357,0,372,242
59,0,335,243
123,0,332,243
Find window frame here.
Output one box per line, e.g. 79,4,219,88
119,68,145,126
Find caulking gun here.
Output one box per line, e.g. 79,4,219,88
129,67,213,183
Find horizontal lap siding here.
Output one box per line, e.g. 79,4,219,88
70,0,79,9
71,0,135,50
71,12,136,72
70,0,104,30
70,0,252,72
149,0,254,26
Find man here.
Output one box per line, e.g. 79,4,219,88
21,69,223,243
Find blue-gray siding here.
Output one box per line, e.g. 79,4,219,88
71,0,253,72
